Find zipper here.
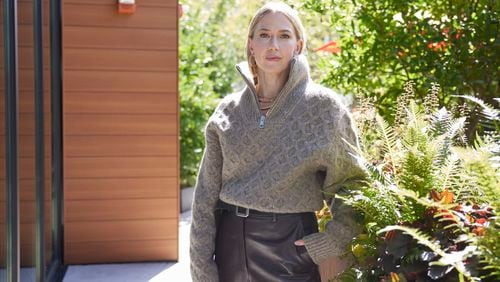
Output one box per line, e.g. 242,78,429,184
236,60,296,129
258,115,266,129
236,65,267,129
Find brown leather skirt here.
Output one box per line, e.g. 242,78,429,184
214,201,321,282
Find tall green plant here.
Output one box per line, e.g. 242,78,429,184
336,83,499,281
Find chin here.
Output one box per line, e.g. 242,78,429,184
260,64,288,75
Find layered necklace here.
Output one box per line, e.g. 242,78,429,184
257,94,276,111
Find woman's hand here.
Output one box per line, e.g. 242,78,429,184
294,239,305,246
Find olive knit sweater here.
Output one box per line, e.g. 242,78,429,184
190,55,366,281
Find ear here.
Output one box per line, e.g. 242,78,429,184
248,38,254,54
295,39,304,55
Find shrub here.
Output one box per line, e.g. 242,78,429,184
329,83,499,281
179,1,242,187
302,0,498,140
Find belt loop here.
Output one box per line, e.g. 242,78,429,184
272,213,277,222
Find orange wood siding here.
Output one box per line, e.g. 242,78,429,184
62,0,179,264
0,0,53,266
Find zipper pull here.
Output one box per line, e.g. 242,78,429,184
258,115,266,129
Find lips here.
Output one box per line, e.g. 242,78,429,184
266,56,281,61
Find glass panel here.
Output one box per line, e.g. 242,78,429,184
43,0,53,272
0,134,6,282
0,0,7,279
0,0,54,279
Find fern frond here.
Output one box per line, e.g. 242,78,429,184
385,184,453,210
448,117,467,141
430,107,454,136
399,145,435,196
375,115,398,175
432,116,465,167
455,95,499,121
344,138,394,185
401,248,423,265
455,95,499,133
436,154,461,192
378,226,444,255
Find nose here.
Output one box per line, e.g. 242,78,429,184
268,36,279,50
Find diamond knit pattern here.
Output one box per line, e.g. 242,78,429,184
190,55,366,281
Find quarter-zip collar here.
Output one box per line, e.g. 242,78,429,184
236,54,310,128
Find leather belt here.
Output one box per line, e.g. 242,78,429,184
216,200,313,218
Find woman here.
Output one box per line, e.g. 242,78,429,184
190,2,366,282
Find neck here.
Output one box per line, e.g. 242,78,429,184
256,69,289,99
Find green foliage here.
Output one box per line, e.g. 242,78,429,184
302,0,498,137
337,84,500,281
378,225,478,280
456,135,500,280
337,267,368,282
179,0,244,187
477,219,500,280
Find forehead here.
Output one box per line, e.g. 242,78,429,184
255,12,294,31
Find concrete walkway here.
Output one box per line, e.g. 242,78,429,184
62,210,192,282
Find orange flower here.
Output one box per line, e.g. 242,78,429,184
430,189,454,204
314,40,341,54
473,226,486,236
440,189,454,204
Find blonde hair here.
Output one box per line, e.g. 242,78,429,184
246,2,307,86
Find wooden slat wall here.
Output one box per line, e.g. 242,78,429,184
62,0,179,264
0,0,53,267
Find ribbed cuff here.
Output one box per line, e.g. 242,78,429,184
302,220,360,265
302,232,334,265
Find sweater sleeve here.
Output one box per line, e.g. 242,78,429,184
189,120,223,282
302,107,367,265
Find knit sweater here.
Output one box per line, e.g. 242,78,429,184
190,54,366,281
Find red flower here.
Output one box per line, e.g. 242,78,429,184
427,41,448,52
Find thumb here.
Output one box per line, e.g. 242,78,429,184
294,239,305,246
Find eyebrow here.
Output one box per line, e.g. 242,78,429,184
256,28,293,33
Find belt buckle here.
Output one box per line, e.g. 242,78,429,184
235,206,249,218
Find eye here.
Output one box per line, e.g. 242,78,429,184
280,34,291,39
259,33,270,38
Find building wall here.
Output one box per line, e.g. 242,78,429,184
62,0,179,264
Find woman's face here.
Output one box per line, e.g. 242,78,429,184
249,12,302,77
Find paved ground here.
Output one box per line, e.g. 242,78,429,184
62,210,192,282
